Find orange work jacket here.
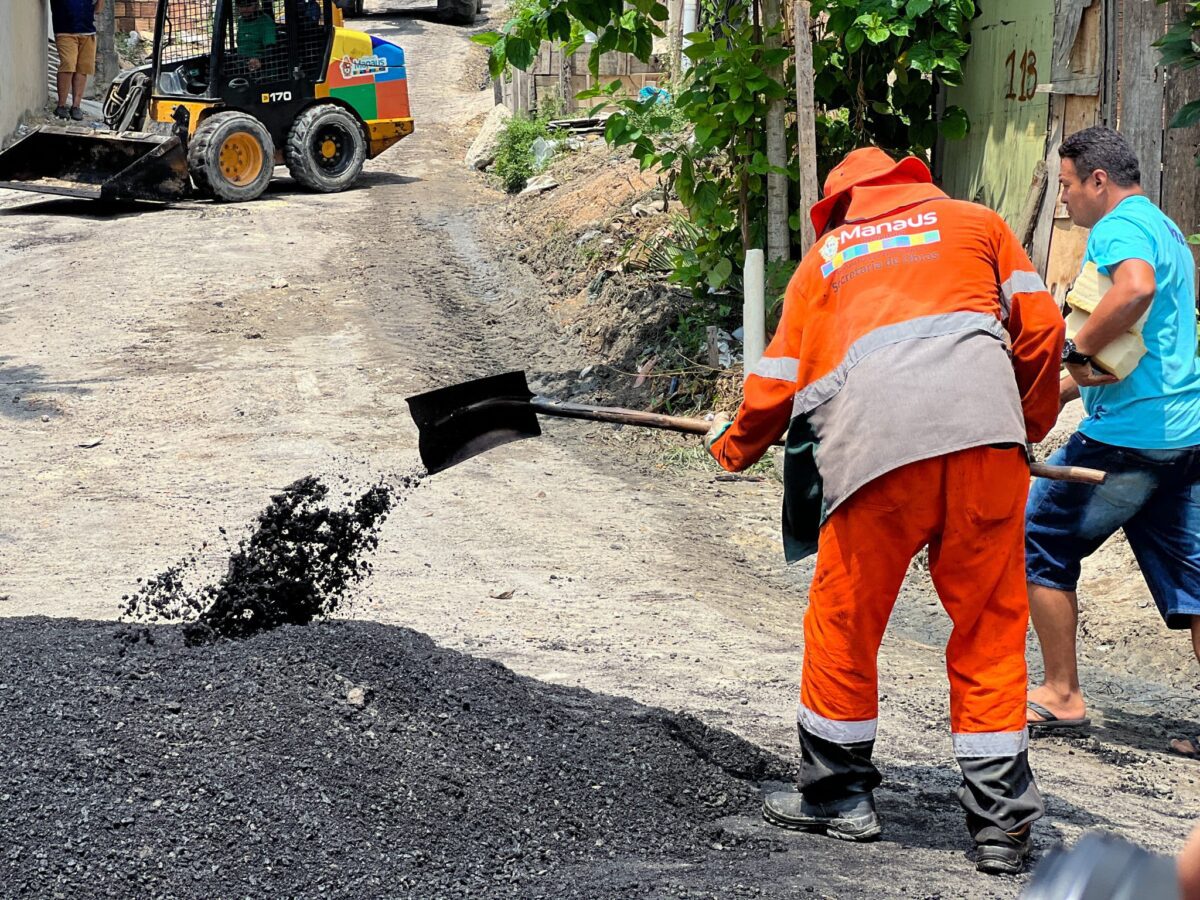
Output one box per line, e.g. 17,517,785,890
710,182,1065,514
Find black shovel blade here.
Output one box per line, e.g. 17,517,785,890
405,371,541,474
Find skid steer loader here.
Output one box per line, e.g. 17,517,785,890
0,0,413,202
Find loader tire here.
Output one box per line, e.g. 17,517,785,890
285,104,367,193
440,0,476,25
187,112,275,203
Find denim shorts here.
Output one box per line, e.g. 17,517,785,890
1025,432,1200,629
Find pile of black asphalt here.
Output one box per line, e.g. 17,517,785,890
0,618,803,898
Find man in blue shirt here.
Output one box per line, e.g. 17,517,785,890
1025,126,1200,760
50,0,106,120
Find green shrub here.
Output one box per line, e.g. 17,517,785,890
493,114,556,193
624,93,688,138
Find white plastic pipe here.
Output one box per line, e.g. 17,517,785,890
681,0,698,71
743,248,766,380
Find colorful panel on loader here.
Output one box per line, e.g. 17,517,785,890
316,30,411,123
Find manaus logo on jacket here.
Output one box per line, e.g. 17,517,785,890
833,210,938,246
820,210,941,278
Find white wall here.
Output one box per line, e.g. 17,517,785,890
0,1,49,140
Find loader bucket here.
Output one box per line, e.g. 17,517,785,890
0,126,190,202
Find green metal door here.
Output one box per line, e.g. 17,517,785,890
941,2,1054,228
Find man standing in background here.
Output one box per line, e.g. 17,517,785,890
50,0,106,120
1025,126,1200,762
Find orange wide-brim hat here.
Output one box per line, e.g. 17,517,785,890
809,147,933,236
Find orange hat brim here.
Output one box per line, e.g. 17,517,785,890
809,155,933,237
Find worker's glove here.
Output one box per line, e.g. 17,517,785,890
703,414,732,455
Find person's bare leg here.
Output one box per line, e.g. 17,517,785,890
1179,822,1200,898
56,71,71,108
1026,582,1088,722
70,73,87,109
1167,618,1200,758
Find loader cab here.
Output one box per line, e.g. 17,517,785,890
152,0,334,134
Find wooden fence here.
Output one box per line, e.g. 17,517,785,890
1031,0,1200,296
497,44,666,115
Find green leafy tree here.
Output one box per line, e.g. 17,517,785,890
475,0,975,294
1156,2,1200,131
811,0,974,161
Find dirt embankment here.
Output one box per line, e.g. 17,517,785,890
488,144,730,410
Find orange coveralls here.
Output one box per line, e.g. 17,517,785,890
709,148,1065,844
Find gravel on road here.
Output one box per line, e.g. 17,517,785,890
0,617,798,898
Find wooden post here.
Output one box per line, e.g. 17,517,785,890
1036,0,1105,287
762,0,789,262
559,45,576,113
792,0,818,254
1031,94,1065,277
706,326,720,368
1120,0,1167,205
1014,161,1048,250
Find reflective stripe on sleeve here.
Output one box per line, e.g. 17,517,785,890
999,270,1049,319
797,703,878,745
752,355,800,382
952,728,1029,758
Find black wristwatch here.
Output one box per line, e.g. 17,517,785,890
1062,339,1092,367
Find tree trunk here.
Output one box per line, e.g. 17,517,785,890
739,166,750,252
793,0,819,254
762,0,789,262
667,0,685,80
92,0,120,101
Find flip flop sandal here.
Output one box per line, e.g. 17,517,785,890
1169,736,1199,759
1027,701,1091,731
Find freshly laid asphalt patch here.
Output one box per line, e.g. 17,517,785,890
0,618,801,898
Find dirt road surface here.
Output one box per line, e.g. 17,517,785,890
0,2,1196,896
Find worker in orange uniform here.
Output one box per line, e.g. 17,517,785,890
705,148,1065,875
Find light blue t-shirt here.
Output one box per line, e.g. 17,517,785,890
1078,194,1200,448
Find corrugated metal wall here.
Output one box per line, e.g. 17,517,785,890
940,0,1054,229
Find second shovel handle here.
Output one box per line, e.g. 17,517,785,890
1029,462,1105,484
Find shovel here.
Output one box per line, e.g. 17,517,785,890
405,370,1106,484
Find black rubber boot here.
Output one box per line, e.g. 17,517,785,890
762,790,882,842
957,752,1043,875
976,829,1032,875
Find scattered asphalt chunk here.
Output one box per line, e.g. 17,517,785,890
121,474,420,642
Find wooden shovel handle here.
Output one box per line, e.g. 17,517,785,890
1029,462,1105,484
530,399,1106,484
531,398,712,434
